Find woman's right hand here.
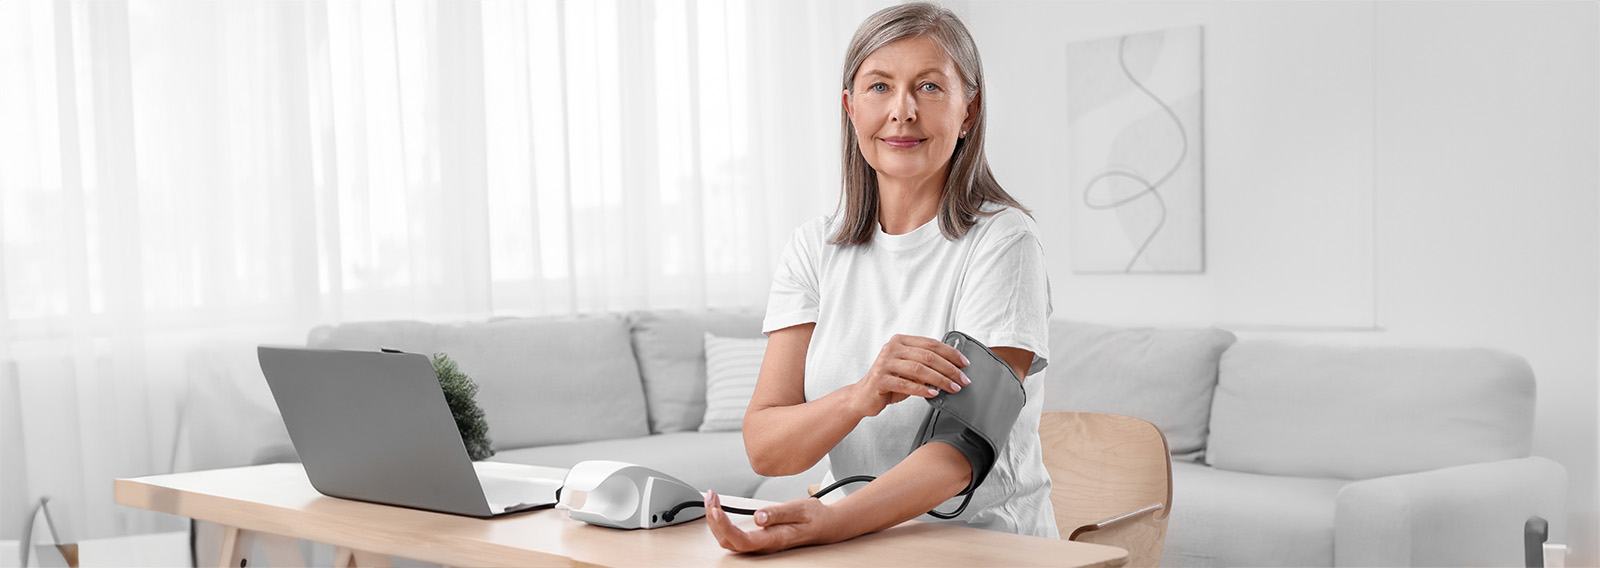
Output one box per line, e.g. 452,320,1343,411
851,334,971,417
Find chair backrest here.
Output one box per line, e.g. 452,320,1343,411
1039,411,1172,566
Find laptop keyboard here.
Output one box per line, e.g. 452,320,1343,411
476,468,562,513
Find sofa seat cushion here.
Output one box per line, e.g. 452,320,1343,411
1207,341,1535,480
1163,461,1346,567
307,314,650,450
490,431,764,498
626,310,765,434
1044,320,1236,459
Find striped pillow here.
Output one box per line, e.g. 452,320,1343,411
699,332,767,432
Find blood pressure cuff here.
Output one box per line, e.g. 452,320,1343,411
911,331,1027,496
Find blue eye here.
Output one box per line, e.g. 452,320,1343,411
871,83,888,92
921,83,939,92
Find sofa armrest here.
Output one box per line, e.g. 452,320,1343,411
1334,456,1567,567
179,343,296,472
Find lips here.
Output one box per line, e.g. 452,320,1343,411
881,136,925,149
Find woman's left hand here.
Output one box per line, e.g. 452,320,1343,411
704,490,836,554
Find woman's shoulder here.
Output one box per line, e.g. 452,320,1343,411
791,214,835,242
970,202,1041,245
781,214,839,253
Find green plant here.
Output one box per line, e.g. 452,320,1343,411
431,353,494,461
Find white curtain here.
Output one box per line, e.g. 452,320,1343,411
0,0,889,541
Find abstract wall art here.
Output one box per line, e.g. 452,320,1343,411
1066,26,1205,273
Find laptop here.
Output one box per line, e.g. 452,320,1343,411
257,346,560,517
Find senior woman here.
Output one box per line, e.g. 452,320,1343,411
704,3,1055,553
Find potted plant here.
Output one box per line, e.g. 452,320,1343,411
431,353,494,461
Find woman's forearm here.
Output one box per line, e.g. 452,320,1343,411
815,442,973,542
743,385,868,476
706,432,976,554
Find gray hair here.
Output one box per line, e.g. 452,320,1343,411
832,2,1028,246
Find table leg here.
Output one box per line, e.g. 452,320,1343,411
216,526,253,568
352,550,393,567
215,527,307,568
334,546,393,568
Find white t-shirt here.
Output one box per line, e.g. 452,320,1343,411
762,202,1058,538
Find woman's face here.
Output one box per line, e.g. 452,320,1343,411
844,35,976,189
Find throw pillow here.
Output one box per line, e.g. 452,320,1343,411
699,332,768,432
1045,320,1237,460
625,310,765,433
309,315,650,448
1206,341,1535,479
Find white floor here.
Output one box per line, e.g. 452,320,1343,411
78,532,190,567
4,531,445,568
1,531,189,568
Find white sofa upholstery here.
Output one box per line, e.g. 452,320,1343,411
299,309,820,500
1334,457,1568,566
1044,320,1568,567
309,315,653,448
188,311,1567,567
1165,461,1347,565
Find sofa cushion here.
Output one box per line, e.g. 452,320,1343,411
307,314,650,450
700,333,767,432
1044,320,1236,458
1163,461,1345,567
626,310,765,433
1206,341,1535,480
491,431,763,497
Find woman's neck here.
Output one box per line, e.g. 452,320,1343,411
876,169,946,235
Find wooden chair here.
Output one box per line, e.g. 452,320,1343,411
23,497,78,568
1039,411,1173,567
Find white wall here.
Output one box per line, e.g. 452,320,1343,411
981,1,1382,330
964,0,1598,564
1368,3,1598,562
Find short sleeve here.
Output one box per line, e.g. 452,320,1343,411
952,231,1052,376
762,223,821,334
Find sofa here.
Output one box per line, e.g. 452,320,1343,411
298,309,830,502
187,309,1568,567
1049,321,1568,566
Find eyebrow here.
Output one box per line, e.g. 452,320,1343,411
859,67,948,81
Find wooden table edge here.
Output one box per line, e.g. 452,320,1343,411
114,475,590,567
116,465,1128,568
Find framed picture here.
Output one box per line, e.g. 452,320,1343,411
1066,26,1205,273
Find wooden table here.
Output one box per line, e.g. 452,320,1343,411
116,463,1128,567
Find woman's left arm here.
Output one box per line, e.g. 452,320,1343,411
705,347,1034,553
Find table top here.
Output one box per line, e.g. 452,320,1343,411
116,463,1127,567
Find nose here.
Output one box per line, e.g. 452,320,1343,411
889,90,916,123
